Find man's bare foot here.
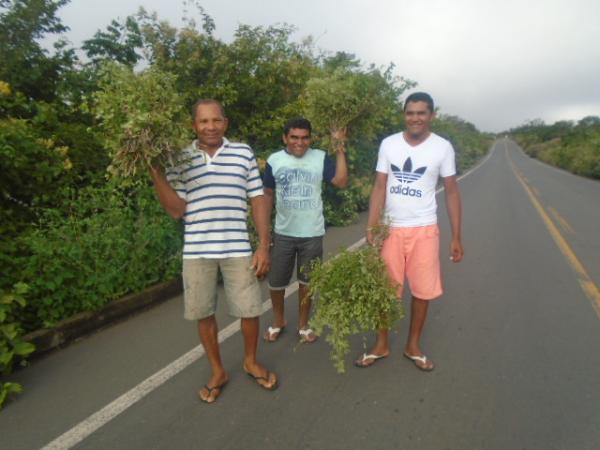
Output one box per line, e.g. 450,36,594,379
243,363,278,390
263,321,287,342
298,327,318,343
198,373,229,403
354,351,390,368
403,351,435,371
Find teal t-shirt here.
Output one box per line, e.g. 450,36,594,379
264,148,335,237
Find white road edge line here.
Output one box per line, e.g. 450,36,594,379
41,141,497,450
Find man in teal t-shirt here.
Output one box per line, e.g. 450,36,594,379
263,118,348,343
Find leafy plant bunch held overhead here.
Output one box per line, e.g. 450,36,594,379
92,63,191,178
301,68,382,151
308,224,403,373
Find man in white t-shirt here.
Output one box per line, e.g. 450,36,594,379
355,92,464,371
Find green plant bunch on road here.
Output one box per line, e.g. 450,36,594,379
308,226,403,373
0,283,35,408
92,63,191,178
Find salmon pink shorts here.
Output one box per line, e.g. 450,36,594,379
380,224,443,300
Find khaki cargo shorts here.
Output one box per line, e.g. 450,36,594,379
182,256,263,320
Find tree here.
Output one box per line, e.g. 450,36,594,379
577,116,600,129
0,0,71,102
322,51,361,71
82,16,143,67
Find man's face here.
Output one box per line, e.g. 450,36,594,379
283,127,311,158
193,103,228,149
404,101,435,138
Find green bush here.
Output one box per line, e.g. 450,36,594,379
433,115,493,173
17,181,182,330
323,175,371,227
510,117,600,180
1,283,35,408
0,118,72,227
570,138,600,178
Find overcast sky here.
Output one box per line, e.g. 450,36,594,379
56,0,600,132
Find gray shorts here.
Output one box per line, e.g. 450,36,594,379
182,256,263,320
268,233,323,289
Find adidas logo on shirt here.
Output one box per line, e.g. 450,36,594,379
389,157,426,197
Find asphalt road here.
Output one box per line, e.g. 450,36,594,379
1,139,599,450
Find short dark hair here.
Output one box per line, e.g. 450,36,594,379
403,92,434,112
191,99,226,120
283,117,312,136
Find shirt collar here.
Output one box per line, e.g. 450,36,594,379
283,147,311,158
194,137,229,163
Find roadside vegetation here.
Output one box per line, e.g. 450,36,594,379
0,0,491,405
509,117,600,179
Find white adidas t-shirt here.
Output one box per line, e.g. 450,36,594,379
376,132,456,227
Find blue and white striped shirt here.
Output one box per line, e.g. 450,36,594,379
166,138,263,259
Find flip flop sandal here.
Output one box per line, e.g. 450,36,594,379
198,380,228,403
403,353,434,371
298,328,317,343
263,325,285,342
245,370,278,391
354,353,388,368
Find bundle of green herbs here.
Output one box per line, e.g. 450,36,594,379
92,63,190,178
300,68,382,152
308,225,403,373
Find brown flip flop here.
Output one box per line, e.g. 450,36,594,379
198,380,228,403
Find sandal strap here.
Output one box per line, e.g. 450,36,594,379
406,354,427,364
360,353,382,362
255,371,270,383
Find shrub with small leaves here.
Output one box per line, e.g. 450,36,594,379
1,283,35,408
92,63,190,177
18,181,182,329
308,225,403,373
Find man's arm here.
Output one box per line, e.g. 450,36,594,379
330,128,348,188
443,175,464,262
263,187,274,222
149,167,186,219
330,149,348,188
250,194,271,278
366,171,388,245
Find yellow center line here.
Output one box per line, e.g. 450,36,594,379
505,145,600,319
548,206,575,235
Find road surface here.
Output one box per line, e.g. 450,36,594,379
1,139,599,450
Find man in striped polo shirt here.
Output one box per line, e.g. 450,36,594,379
149,99,277,403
